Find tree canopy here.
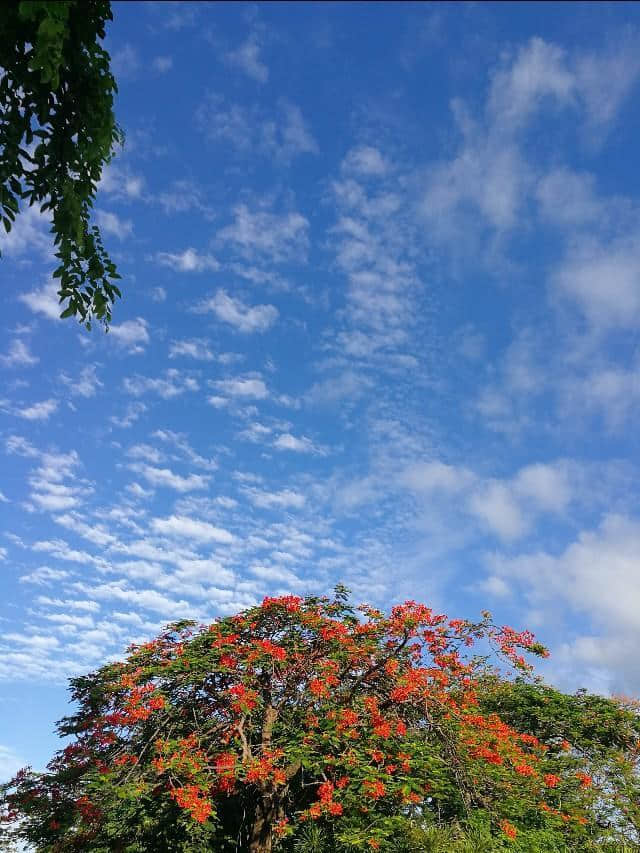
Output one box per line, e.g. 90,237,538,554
0,0,122,328
2,589,639,852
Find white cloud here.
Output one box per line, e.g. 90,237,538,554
273,433,322,454
419,35,640,263
0,339,38,368
468,481,527,541
422,126,527,238
151,515,234,544
32,536,102,567
36,596,100,613
54,513,115,547
111,43,139,78
306,371,373,406
217,205,309,263
488,515,640,668
16,398,58,420
211,376,269,400
108,318,149,354
249,564,304,586
159,3,199,30
20,566,69,585
169,338,214,361
60,364,102,398
575,36,640,133
343,146,390,177
197,94,254,150
110,401,146,428
0,204,51,258
123,369,199,398
208,395,228,408
487,38,575,132
128,463,209,492
244,487,306,510
0,630,55,650
0,491,8,503
198,96,318,163
126,443,164,464
400,461,475,493
265,100,319,161
155,179,212,216
5,435,38,456
152,287,167,302
95,210,133,241
535,168,599,225
31,491,78,512
152,55,173,73
198,289,278,333
552,235,640,330
327,167,418,359
225,34,268,83
127,481,154,499
400,459,573,543
18,279,61,320
26,450,90,514
478,574,511,598
239,422,272,443
155,247,220,272
151,429,217,471
513,463,571,513
99,164,144,200
563,361,640,428
87,582,194,618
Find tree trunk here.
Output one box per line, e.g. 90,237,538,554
248,702,279,851
248,795,274,853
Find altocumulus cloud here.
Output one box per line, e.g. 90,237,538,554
151,515,235,544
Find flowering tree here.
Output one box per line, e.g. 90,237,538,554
1,589,635,851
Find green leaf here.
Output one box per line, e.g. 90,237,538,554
1,0,123,330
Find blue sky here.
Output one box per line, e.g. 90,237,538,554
2,0,640,779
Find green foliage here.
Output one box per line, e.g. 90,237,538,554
286,814,640,853
477,677,640,843
0,0,123,328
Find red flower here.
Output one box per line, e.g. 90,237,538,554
363,779,386,799
171,786,212,823
317,781,334,802
373,719,392,739
258,639,287,661
576,772,592,788
500,819,517,840
310,679,327,698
